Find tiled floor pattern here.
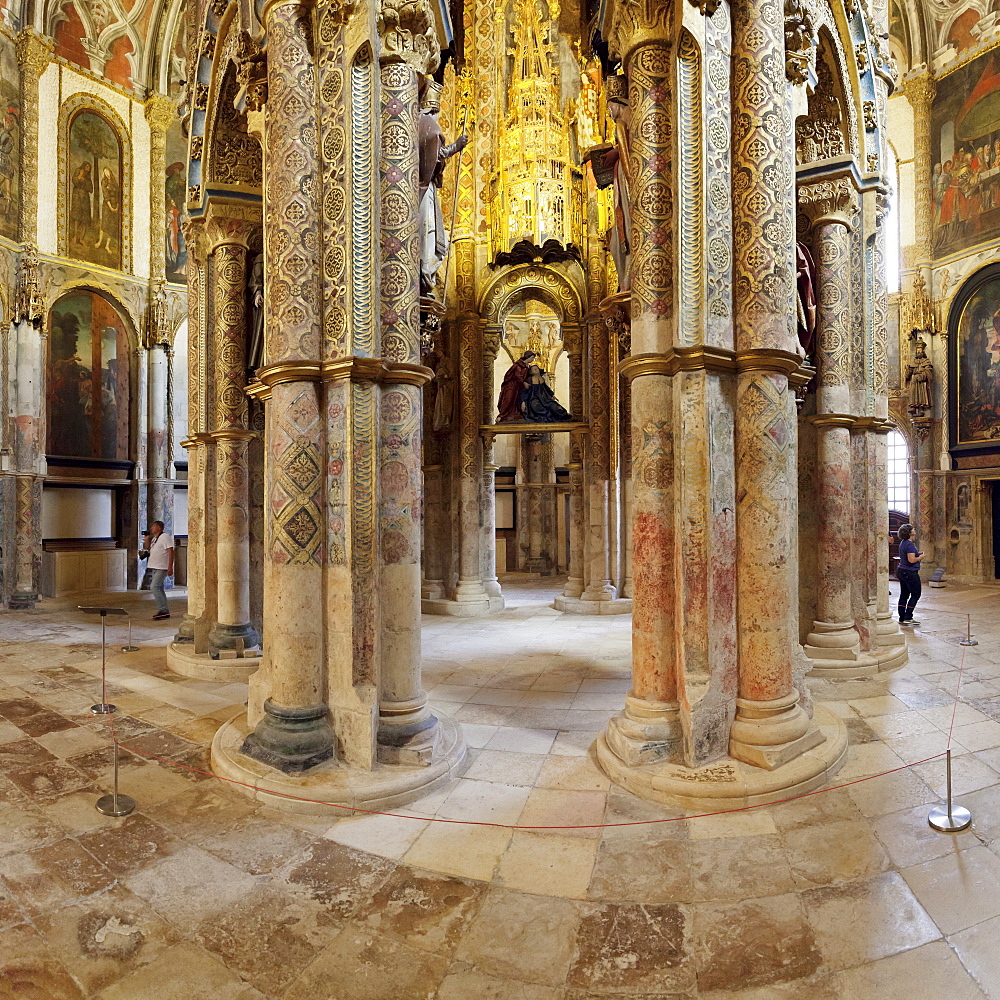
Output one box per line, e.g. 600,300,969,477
2,579,1000,997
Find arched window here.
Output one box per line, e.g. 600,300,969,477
887,429,910,513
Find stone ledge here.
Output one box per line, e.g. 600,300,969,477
806,642,908,678
421,596,505,617
166,642,261,683
595,705,848,811
552,596,633,615
211,711,467,815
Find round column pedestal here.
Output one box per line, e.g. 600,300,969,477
805,642,908,678
421,595,505,617
211,710,467,815
552,595,633,615
596,705,848,810
166,642,262,683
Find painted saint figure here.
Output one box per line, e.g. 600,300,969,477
497,350,572,423
70,162,94,247
603,74,632,292
904,338,933,416
94,167,120,257
417,80,468,296
497,350,535,422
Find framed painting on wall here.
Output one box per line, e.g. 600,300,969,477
949,263,1000,461
67,109,123,270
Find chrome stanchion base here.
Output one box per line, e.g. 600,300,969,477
121,645,139,652
91,703,117,715
96,793,136,817
928,803,972,832
960,639,979,647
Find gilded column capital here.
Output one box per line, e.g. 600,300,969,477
377,0,440,74
797,177,856,229
14,30,53,78
606,0,674,67
205,216,256,250
900,73,935,112
144,94,176,135
182,216,208,263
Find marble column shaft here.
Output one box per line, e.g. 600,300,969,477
729,0,819,768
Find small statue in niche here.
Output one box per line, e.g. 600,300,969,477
957,483,971,526
432,355,454,433
496,350,572,423
603,74,632,292
905,337,934,417
247,252,264,373
795,241,818,359
417,80,468,297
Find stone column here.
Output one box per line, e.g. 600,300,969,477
207,225,259,653
175,219,207,645
799,178,864,665
147,340,173,526
15,31,52,245
728,0,822,768
481,333,503,601
376,57,438,762
901,75,935,267
561,326,586,599
242,0,335,771
582,313,617,602
145,96,176,281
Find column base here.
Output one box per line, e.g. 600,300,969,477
876,612,906,648
212,710,466,814
241,699,337,774
421,595,505,617
166,641,261,682
553,595,632,615
603,694,683,766
173,614,196,644
596,704,847,810
729,693,822,770
209,621,261,653
9,591,38,610
803,620,862,661
561,576,585,600
377,713,441,766
483,579,503,598
805,641,908,679
421,579,446,601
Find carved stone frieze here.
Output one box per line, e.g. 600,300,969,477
863,100,877,130
796,57,845,164
377,0,440,74
784,0,817,85
604,0,674,64
235,32,269,112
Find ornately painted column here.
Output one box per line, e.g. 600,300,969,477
799,178,864,666
243,0,336,770
729,0,822,767
376,54,439,762
145,96,175,281
15,30,52,245
175,218,207,644
207,225,259,653
560,326,586,599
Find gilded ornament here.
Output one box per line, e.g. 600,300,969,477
191,135,204,160
377,0,440,74
863,100,877,130
14,245,43,327
784,0,817,85
855,42,868,76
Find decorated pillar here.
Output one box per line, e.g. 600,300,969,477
799,178,864,665
15,31,52,245
145,96,176,281
561,325,586,599
728,0,821,768
207,222,259,653
480,332,503,600
901,75,935,268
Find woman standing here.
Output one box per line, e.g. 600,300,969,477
896,523,924,625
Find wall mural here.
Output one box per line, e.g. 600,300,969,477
47,291,129,460
67,109,123,270
0,34,20,241
951,267,1000,451
165,90,188,283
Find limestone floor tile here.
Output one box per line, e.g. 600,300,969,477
403,821,513,881
535,752,610,792
495,831,597,898
0,799,67,861
883,729,964,765
567,900,693,994
34,726,107,758
484,727,558,755
687,808,777,840
325,810,430,860
463,749,548,786
75,813,182,879
697,973,843,1000
92,940,265,1000
517,690,577,709
517,787,608,837
921,703,993,730
801,871,940,971
435,963,563,1000
952,720,1000,751
0,922,86,999
848,695,913,717
196,815,315,875
781,819,891,886
457,723,499,749
691,893,822,993
900,845,1000,935
124,846,258,931
549,730,596,757
455,887,582,988
873,803,981,868
467,688,528,707
913,753,1000,798
950,913,1000,999
835,939,988,1000
435,778,531,825
847,768,937,818
427,684,484,704
835,741,907,780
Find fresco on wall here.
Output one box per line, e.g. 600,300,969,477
0,35,20,241
67,110,123,269
47,291,129,460
955,274,1000,445
164,107,187,283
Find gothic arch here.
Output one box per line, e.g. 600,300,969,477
58,94,133,271
478,263,585,327
44,281,140,350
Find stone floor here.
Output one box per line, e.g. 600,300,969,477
2,579,1000,998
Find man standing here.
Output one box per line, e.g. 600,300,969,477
145,520,174,620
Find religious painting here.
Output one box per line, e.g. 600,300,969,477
0,34,20,242
931,52,1000,259
47,291,129,460
164,91,188,283
950,266,1000,452
67,109,123,270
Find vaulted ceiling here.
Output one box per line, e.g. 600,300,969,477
889,0,1000,74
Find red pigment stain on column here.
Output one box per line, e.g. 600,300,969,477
631,509,677,702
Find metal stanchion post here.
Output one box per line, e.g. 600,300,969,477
928,748,972,832
95,740,136,817
79,607,127,714
959,613,978,647
121,618,139,652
